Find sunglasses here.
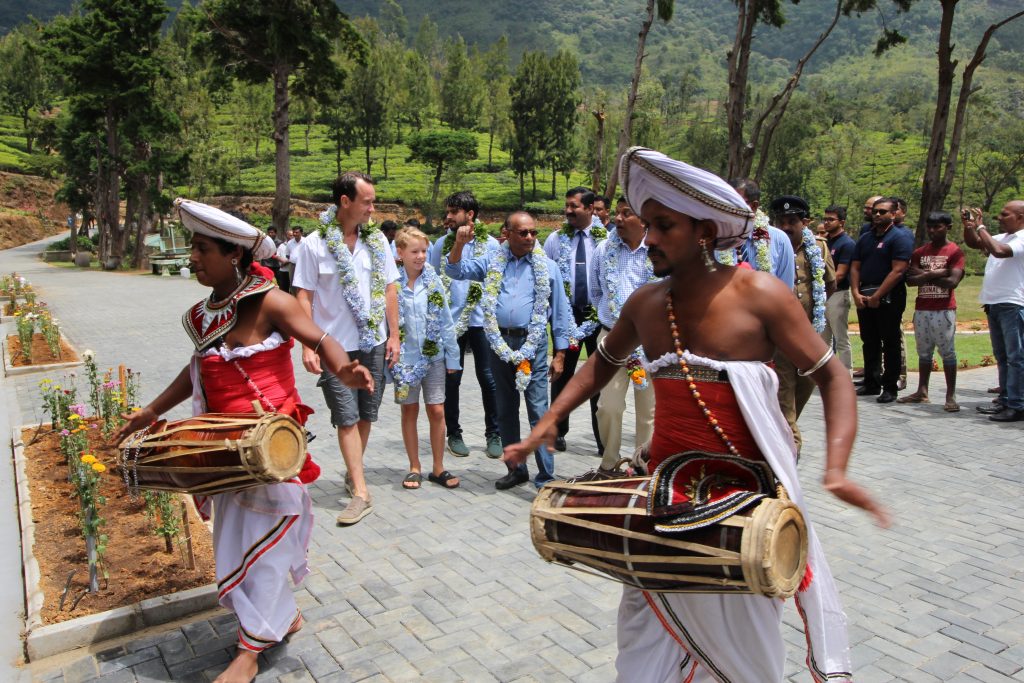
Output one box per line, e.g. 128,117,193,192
514,229,539,237
872,209,891,215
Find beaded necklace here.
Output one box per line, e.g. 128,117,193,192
665,289,739,457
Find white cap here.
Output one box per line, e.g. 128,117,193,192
619,147,753,250
174,198,276,261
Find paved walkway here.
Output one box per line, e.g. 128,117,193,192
2,237,1022,683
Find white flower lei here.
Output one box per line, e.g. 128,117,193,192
603,232,655,390
439,221,489,338
319,206,388,352
393,263,446,401
556,222,606,348
714,209,770,270
482,244,551,391
801,227,827,333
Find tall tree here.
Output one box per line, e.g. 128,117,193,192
917,1,1024,242
508,52,548,204
440,37,483,131
0,27,53,154
724,0,903,182
400,50,436,130
545,50,582,199
406,129,477,227
341,20,400,178
43,0,175,268
197,0,365,230
606,0,673,199
480,35,510,169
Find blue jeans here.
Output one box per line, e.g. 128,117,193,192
987,303,1024,410
489,331,555,487
444,326,499,438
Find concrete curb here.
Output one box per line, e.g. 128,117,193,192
11,426,218,661
2,336,83,377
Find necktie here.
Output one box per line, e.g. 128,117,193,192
574,232,587,309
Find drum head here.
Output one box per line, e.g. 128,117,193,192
245,414,306,481
743,497,808,599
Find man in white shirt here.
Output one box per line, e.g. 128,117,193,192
293,172,401,524
962,200,1024,422
275,226,303,292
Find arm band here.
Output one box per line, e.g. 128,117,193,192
797,348,834,377
596,338,630,367
313,332,329,355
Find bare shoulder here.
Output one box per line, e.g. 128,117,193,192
621,279,667,315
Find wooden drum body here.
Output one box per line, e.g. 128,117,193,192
530,475,808,598
119,413,306,495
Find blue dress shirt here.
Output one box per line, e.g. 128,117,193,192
445,245,571,351
398,266,461,371
428,231,500,330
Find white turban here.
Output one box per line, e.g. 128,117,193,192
619,147,754,251
174,198,277,261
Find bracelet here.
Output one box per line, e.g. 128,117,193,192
797,348,834,377
596,338,629,366
313,332,328,354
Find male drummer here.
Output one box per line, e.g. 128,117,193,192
507,148,888,682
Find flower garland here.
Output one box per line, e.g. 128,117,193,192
318,206,388,352
440,220,489,338
556,223,606,349
393,263,447,401
603,231,655,390
801,228,827,333
482,244,551,391
714,210,769,270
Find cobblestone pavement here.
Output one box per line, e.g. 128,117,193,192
3,238,1022,682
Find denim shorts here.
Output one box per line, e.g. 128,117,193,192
396,360,447,406
318,342,387,427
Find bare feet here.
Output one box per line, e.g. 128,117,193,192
213,650,259,683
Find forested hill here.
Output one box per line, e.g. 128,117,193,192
5,0,1023,90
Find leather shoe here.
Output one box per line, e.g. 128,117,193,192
976,403,1006,415
495,469,529,490
856,386,880,397
989,408,1024,422
876,390,897,404
553,436,567,452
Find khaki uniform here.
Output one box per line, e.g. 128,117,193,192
775,235,835,453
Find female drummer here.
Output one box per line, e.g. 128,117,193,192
115,199,372,683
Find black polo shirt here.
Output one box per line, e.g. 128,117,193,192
827,231,857,291
854,224,914,288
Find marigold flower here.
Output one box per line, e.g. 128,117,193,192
91,462,107,473
517,359,532,374
80,454,97,464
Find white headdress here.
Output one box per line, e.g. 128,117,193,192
174,198,276,261
619,147,753,250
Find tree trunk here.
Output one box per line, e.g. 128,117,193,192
531,169,537,201
488,129,494,168
22,112,33,155
519,172,525,206
917,2,1024,242
364,139,372,178
751,0,843,183
592,110,606,193
606,0,655,200
429,164,443,228
304,122,311,155
551,161,556,199
272,62,292,232
335,136,342,176
99,106,122,267
383,144,389,180
725,0,756,179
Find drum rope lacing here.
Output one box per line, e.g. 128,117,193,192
121,425,152,500
665,290,740,456
230,354,315,444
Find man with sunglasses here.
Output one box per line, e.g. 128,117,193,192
446,211,571,489
849,197,915,403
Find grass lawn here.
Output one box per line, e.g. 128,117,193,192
849,332,992,371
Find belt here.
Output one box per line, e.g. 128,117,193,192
499,326,528,336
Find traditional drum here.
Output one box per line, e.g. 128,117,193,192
118,412,306,495
530,471,808,598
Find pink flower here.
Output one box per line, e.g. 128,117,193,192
60,429,70,436
70,403,86,417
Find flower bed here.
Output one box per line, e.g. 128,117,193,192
18,422,215,625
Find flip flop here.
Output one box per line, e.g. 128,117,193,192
896,394,929,404
428,470,460,489
944,401,960,413
402,472,422,489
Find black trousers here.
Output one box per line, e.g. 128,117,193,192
857,287,906,393
550,307,603,452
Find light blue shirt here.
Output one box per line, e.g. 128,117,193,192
740,224,795,286
445,244,571,351
543,223,600,306
428,230,500,330
589,235,654,329
398,265,461,371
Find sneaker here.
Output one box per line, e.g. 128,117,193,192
336,496,372,525
447,434,470,457
485,433,503,459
